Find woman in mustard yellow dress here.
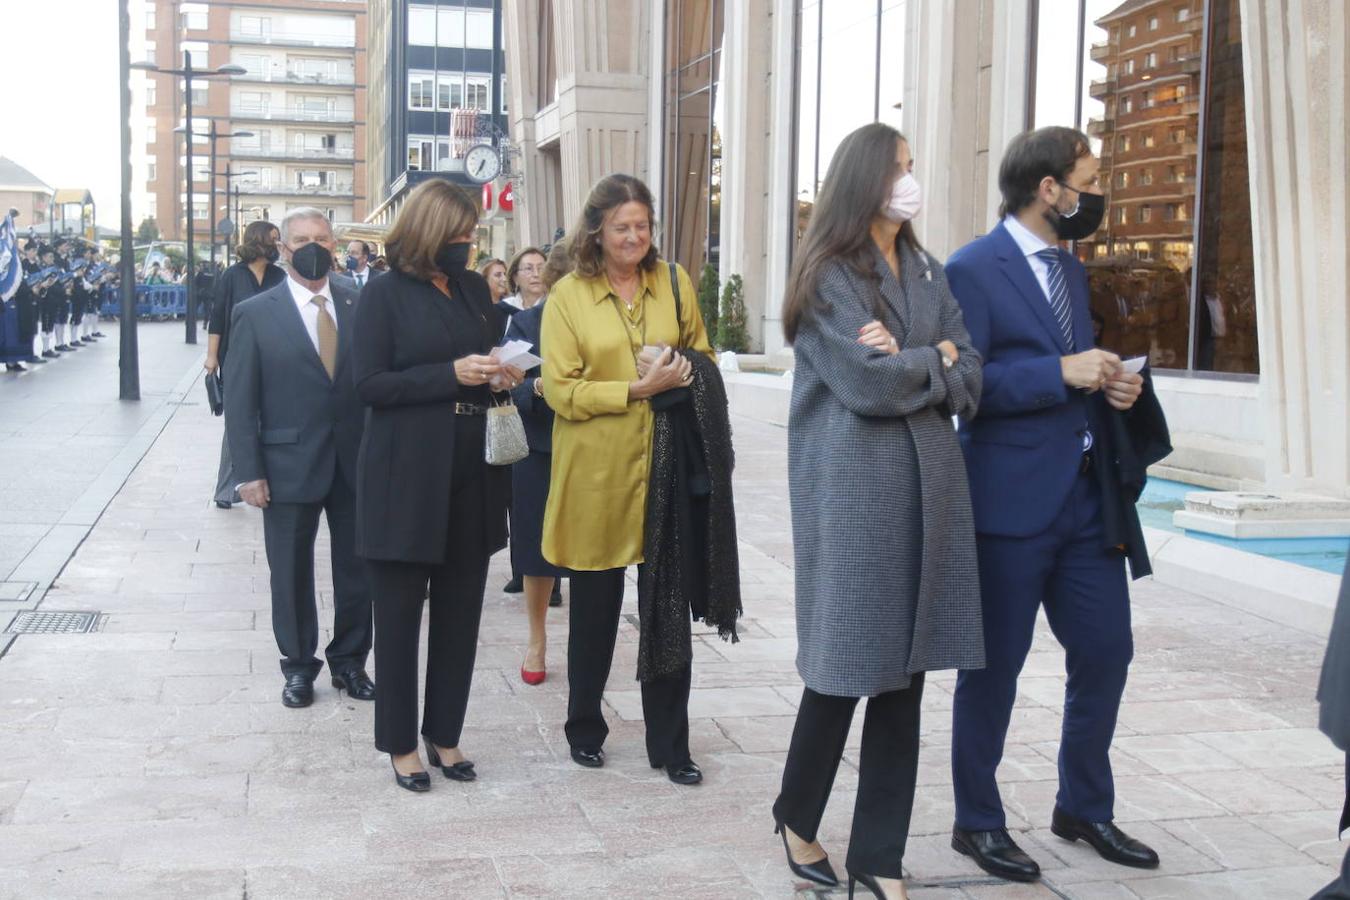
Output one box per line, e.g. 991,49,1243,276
541,174,716,785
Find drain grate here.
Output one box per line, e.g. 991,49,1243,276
5,611,103,634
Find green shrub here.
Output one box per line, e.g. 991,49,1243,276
716,274,749,352
696,263,719,340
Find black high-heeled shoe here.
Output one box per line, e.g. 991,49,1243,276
389,757,430,793
846,869,887,899
424,738,477,781
773,822,838,887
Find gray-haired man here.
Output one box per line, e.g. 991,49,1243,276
225,207,373,708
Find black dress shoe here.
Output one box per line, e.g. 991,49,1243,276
570,746,605,768
1051,807,1160,869
214,500,232,509
549,584,563,607
92,332,106,338
6,363,25,372
55,344,71,352
390,757,430,793
846,868,886,899
503,576,523,594
331,668,376,700
952,827,1041,882
42,350,59,359
281,674,314,708
653,760,702,785
25,356,46,364
774,821,838,887
424,738,476,781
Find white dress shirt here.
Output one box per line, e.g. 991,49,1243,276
286,274,337,354
1002,214,1056,304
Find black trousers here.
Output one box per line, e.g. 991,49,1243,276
16,292,37,345
773,674,926,880
566,567,692,767
260,473,372,679
367,551,489,756
39,292,59,332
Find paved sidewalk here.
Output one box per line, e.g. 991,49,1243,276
0,370,1345,897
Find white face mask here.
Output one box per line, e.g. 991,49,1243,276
883,172,923,223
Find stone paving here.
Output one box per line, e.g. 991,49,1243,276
0,340,1345,898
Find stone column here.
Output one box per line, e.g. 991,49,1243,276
1241,0,1350,498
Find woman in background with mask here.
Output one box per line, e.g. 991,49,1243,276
771,123,984,899
351,180,525,792
205,220,286,509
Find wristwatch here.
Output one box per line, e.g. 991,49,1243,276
532,377,544,398
938,347,955,369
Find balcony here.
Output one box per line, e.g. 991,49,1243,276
1087,118,1113,139
1177,53,1202,75
1090,41,1111,63
235,182,355,197
229,30,356,49
1089,77,1117,100
230,104,356,123
230,146,357,162
231,70,357,88
1182,16,1203,34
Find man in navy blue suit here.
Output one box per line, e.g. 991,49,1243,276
945,127,1159,882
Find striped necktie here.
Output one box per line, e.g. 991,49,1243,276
1034,248,1076,351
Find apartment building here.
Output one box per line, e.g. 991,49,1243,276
140,0,368,249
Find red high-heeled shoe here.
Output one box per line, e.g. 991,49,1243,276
520,665,546,686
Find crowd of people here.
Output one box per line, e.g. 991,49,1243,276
1,234,114,372
195,120,1350,900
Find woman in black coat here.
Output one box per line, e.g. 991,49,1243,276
351,180,525,793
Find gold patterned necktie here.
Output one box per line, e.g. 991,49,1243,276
311,295,337,379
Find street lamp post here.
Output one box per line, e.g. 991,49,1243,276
117,0,139,400
131,55,244,345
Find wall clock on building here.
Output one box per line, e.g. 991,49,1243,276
464,144,501,184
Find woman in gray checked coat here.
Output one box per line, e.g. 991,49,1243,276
770,123,985,900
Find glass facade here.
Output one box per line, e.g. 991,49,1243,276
794,1,907,242
1035,0,1258,375
662,0,724,277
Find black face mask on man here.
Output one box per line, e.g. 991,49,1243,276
1045,182,1106,241
434,241,472,277
290,242,333,280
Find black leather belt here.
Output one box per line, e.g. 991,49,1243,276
1079,449,1096,475
455,402,487,416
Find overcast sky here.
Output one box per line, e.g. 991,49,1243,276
7,1,125,227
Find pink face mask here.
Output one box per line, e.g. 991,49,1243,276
883,173,923,223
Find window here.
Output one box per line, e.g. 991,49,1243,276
182,41,209,68
1125,58,1135,75
1164,204,1178,221
500,74,508,114
146,161,157,181
1127,24,1137,38
146,123,157,144
1142,132,1156,148
407,136,433,171
1171,127,1186,143
145,84,156,106
1148,16,1159,30
1122,95,1133,114
1145,52,1158,69
1141,90,1153,108
193,202,208,221
1166,164,1180,182
1139,205,1153,223
145,8,155,29
407,7,495,49
1118,134,1132,152
408,74,434,110
1176,7,1191,22
1176,202,1189,221
181,3,208,31
238,16,269,37
1176,83,1189,99
1116,171,1131,188
190,85,208,107
1116,206,1129,225
1139,168,1153,186
435,73,493,111
145,40,157,65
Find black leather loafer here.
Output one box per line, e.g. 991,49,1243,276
503,576,524,594
952,826,1041,882
549,585,563,607
1051,807,1160,869
390,758,430,793
281,674,314,708
570,746,605,768
332,668,376,701
654,760,703,785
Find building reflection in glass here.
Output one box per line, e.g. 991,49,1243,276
1035,0,1257,375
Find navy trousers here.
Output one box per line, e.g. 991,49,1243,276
952,467,1133,830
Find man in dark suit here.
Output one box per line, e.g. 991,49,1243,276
944,127,1157,882
1314,557,1350,899
225,207,374,709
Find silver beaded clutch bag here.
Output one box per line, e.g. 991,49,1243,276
485,397,529,466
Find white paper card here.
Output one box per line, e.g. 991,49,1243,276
492,340,543,371
1121,355,1147,375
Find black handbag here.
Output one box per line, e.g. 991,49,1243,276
204,371,224,416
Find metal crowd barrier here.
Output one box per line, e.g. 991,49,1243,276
99,285,188,320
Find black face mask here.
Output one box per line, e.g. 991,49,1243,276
263,244,280,263
1045,183,1106,241
290,242,333,280
434,241,472,277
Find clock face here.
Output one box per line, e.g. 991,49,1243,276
465,144,501,183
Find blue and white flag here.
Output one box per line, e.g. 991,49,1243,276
142,243,168,279
0,213,20,302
